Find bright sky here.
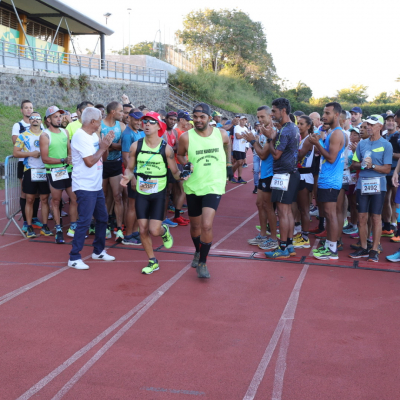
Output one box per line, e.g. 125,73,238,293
67,0,400,101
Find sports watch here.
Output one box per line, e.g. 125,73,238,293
372,164,375,169
60,158,65,164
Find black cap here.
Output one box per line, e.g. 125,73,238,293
177,111,192,121
193,102,212,116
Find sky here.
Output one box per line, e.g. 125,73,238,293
67,0,400,101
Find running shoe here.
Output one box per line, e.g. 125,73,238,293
61,210,68,217
309,206,319,216
197,262,210,278
243,163,248,168
253,186,258,194
237,178,247,184
287,245,296,256
55,231,65,244
255,225,261,232
48,212,53,220
293,225,302,236
40,225,53,236
264,248,290,259
368,250,379,263
312,245,326,254
390,235,400,243
168,206,184,214
248,234,267,246
122,234,142,246
381,229,394,238
163,218,178,228
161,224,173,249
67,227,75,237
181,216,190,223
142,259,160,275
313,248,338,260
26,226,36,238
309,227,323,234
22,221,28,233
386,250,400,262
32,218,43,228
258,238,279,250
293,236,310,248
230,177,239,183
92,250,115,261
68,259,89,270
182,204,188,208
349,248,369,258
89,225,95,235
173,216,189,226
343,219,349,229
350,232,360,239
343,225,358,235
115,229,124,243
315,230,327,239
191,252,200,268
337,242,344,251
105,229,112,239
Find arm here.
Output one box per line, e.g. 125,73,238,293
13,138,40,159
177,132,189,165
166,145,184,180
297,137,313,161
309,130,343,163
220,128,232,165
83,131,114,168
234,126,245,139
122,152,129,168
243,131,270,160
120,141,138,187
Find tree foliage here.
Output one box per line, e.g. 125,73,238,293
336,84,368,104
113,41,160,57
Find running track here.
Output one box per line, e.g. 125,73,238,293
1,154,400,400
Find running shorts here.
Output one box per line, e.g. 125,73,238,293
317,188,340,203
47,171,72,191
271,171,300,205
22,169,51,195
103,159,123,179
232,151,246,161
135,189,166,221
356,190,386,215
298,179,313,192
18,161,24,180
258,176,273,193
186,193,222,217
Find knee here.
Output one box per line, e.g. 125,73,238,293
113,191,122,203
201,223,212,234
26,197,34,205
256,199,263,209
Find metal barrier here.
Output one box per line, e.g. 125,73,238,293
1,156,25,237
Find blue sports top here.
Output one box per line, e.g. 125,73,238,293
260,154,274,179
101,120,122,161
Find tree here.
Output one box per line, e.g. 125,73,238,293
112,41,160,57
336,85,368,104
372,92,393,104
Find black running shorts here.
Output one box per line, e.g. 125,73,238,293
186,193,222,217
135,189,166,221
22,169,51,195
298,179,313,192
356,190,386,215
271,171,300,204
258,176,273,193
18,161,24,180
317,188,340,203
103,159,123,179
47,171,72,191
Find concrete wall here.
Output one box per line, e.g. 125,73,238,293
0,67,169,110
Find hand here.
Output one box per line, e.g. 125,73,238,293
392,174,399,188
121,94,130,104
100,131,115,150
308,133,320,146
120,174,131,187
31,150,40,158
260,123,275,140
364,157,372,169
349,142,357,151
243,132,256,142
227,166,233,180
67,155,72,164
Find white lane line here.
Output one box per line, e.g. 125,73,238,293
17,262,192,400
212,211,258,249
0,238,27,249
225,179,254,194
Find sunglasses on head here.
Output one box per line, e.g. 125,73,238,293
367,116,379,121
29,115,41,120
142,119,158,125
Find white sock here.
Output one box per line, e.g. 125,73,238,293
324,240,330,249
328,240,337,253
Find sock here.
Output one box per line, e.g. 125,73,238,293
199,241,212,263
328,240,337,253
55,224,62,232
324,239,330,249
238,176,241,180
20,198,26,222
174,209,181,219
318,217,325,231
295,222,301,227
383,222,391,231
302,231,309,241
287,238,293,246
192,235,201,253
33,197,40,219
280,241,287,251
70,221,77,230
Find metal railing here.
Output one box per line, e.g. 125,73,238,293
0,40,167,84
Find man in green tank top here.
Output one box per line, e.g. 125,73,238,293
40,106,78,245
121,112,188,275
177,103,231,279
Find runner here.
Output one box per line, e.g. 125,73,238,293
68,107,116,270
349,115,392,262
251,122,262,194
309,102,346,260
122,103,134,125
40,106,78,244
13,111,52,238
121,112,182,275
350,106,363,128
231,116,249,184
212,111,223,127
263,98,300,259
101,101,126,241
177,103,231,278
66,101,94,140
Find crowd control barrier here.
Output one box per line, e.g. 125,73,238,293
1,156,25,237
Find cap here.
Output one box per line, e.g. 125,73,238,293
240,116,247,120
193,102,212,116
177,111,192,121
349,127,360,134
365,114,384,125
129,111,143,119
255,122,261,125
225,120,232,125
141,111,167,137
212,111,222,117
350,107,363,114
210,120,217,126
45,106,65,118
166,111,178,118
71,112,78,119
385,113,395,120
345,111,351,119
235,114,240,118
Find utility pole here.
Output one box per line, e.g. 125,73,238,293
127,8,131,57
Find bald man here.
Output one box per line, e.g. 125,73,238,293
309,112,321,132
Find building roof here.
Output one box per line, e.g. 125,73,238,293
1,0,114,35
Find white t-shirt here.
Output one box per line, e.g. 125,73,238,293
12,120,30,161
233,125,248,152
71,128,102,191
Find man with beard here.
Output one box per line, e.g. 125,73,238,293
350,106,363,129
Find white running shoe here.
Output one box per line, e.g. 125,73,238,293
92,250,115,261
48,212,53,220
68,259,89,270
61,211,68,217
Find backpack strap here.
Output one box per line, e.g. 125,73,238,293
135,138,168,180
18,122,26,134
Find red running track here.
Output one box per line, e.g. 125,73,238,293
1,154,400,400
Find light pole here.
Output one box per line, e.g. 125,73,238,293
103,12,111,25
127,8,131,57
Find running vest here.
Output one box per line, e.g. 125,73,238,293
101,120,122,161
44,128,69,173
298,135,314,184
318,127,346,190
183,127,226,196
135,138,167,195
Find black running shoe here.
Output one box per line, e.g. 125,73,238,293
55,231,65,244
349,248,369,258
368,250,379,263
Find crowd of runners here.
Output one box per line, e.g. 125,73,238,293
10,95,400,278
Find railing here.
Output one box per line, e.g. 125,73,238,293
0,40,167,84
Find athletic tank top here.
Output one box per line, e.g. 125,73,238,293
44,128,69,173
183,128,226,196
135,139,167,195
298,135,314,184
101,120,122,161
318,127,346,190
165,129,177,148
260,154,274,179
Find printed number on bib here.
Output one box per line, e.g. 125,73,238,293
31,168,46,182
51,167,68,181
271,173,290,191
361,177,380,195
139,177,158,194
350,172,358,185
342,171,350,184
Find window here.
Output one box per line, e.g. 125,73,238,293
26,19,64,47
0,6,19,30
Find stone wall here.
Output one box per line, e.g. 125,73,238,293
0,67,169,110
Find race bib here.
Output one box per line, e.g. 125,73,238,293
342,171,350,184
271,173,290,191
139,177,158,194
361,177,381,195
31,168,46,182
350,173,358,185
51,167,68,181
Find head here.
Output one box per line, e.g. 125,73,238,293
271,98,291,124
128,111,143,131
106,101,123,122
365,115,384,138
309,112,321,128
222,117,228,125
323,102,342,128
177,111,192,128
78,101,94,120
212,111,222,123
385,115,396,132
293,111,305,119
256,105,272,126
359,121,369,139
165,111,178,130
123,104,134,124
233,114,240,125
141,116,161,136
28,111,42,128
339,110,347,129
157,109,167,121
349,128,361,143
45,106,65,129
21,100,33,118
95,104,106,119
394,110,400,129
350,107,363,126
192,103,212,132
239,116,247,127
61,113,70,128
298,115,314,136
81,107,102,133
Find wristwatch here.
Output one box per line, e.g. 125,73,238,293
267,138,272,143
372,164,376,169
60,158,65,164
250,140,256,145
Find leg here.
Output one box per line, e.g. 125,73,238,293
109,175,124,228
265,191,277,240
49,186,62,226
276,203,292,243
25,193,35,225
138,219,153,258
256,190,268,237
371,214,382,251
297,187,310,234
40,194,49,225
92,190,108,255
336,189,346,242
65,187,78,223
323,202,338,242
358,212,369,249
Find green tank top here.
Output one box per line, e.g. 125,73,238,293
136,138,167,195
44,129,70,173
183,128,226,196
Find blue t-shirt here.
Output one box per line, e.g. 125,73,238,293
273,122,299,174
121,126,145,153
385,131,400,177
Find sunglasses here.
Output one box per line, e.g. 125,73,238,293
142,119,158,125
367,116,379,121
29,116,42,120
235,115,240,118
